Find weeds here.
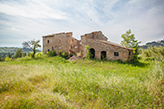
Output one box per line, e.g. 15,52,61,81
0,56,164,108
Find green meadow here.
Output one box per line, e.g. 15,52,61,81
0,56,164,108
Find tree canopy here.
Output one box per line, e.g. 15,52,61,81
121,29,141,52
22,39,41,58
121,29,141,62
14,48,23,58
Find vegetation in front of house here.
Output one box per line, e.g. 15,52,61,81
0,52,164,108
0,36,164,108
140,46,164,62
121,29,141,62
22,39,41,58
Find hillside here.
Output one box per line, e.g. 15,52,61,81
0,56,163,108
140,39,164,49
0,47,41,58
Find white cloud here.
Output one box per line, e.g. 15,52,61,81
0,0,164,47
0,1,66,19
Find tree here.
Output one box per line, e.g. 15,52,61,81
8,52,11,58
14,49,23,58
22,39,41,58
121,29,141,61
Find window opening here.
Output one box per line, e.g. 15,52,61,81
114,52,119,56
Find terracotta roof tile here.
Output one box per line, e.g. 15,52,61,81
95,39,133,50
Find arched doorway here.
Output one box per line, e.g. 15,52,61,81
89,48,95,59
101,51,106,60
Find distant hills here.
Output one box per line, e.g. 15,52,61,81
1,39,164,58
0,47,41,58
140,39,164,49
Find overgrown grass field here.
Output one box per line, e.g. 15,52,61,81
0,56,164,108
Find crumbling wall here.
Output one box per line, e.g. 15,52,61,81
43,32,72,54
83,31,108,41
43,31,133,61
70,37,81,54
81,37,133,62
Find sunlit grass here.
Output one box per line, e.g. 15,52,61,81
0,56,163,108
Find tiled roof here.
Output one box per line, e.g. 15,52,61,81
95,39,133,50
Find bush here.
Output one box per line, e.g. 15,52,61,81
47,50,57,57
14,49,23,58
22,52,27,57
141,46,164,62
59,50,62,56
61,52,69,59
28,52,33,57
85,45,90,58
5,56,11,61
35,52,44,58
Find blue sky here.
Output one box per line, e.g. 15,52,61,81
0,0,164,48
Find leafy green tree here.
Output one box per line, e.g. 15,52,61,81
22,39,41,58
8,52,11,58
5,56,11,61
22,52,26,57
121,29,141,62
14,49,23,58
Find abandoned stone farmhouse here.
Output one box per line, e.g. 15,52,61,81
43,31,133,61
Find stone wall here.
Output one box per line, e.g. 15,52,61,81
43,32,72,54
43,31,133,61
70,37,81,54
81,36,133,62
82,31,108,41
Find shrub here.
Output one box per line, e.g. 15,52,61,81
28,52,33,57
5,56,11,61
141,46,164,62
14,48,23,58
85,45,90,58
59,50,62,56
35,52,44,58
22,52,27,57
47,50,57,57
61,52,69,59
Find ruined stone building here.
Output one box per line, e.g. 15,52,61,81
43,31,133,61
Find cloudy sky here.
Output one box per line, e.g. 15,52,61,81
0,0,164,48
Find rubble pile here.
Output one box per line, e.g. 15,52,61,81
68,56,82,61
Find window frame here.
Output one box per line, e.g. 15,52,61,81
114,52,119,56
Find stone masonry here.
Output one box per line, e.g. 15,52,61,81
43,31,133,62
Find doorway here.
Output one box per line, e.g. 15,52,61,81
89,48,95,59
101,51,106,60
